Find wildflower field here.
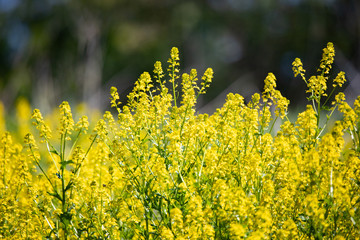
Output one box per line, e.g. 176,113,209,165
0,43,359,239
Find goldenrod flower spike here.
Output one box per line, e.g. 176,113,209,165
318,42,335,75
292,57,306,82
31,108,52,140
168,47,180,106
59,101,74,139
333,71,346,88
110,86,121,114
181,72,196,109
262,72,277,103
94,119,108,142
199,68,214,95
154,61,164,82
24,132,37,148
307,75,327,97
75,115,89,134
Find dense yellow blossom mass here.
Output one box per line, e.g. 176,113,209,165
0,43,359,239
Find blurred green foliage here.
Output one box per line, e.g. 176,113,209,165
0,0,359,114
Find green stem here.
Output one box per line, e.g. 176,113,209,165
75,134,98,176
322,87,337,108
67,129,83,161
28,144,59,199
2,146,6,194
269,115,279,134
317,104,338,138
172,66,177,108
60,130,70,239
316,99,321,139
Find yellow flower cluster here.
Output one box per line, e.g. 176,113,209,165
0,43,359,239
318,42,335,75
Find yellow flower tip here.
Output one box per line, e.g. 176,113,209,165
338,101,356,130
154,61,164,76
94,119,108,141
354,96,360,114
202,68,214,83
182,72,190,82
31,108,52,138
110,86,117,94
110,86,121,109
292,58,305,79
333,71,346,88
167,47,180,70
59,101,75,136
31,109,43,123
263,72,277,98
170,47,180,61
318,42,335,74
197,68,214,94
59,101,71,111
334,92,345,104
75,115,89,134
307,75,327,97
1,131,12,147
24,133,35,145
252,93,261,105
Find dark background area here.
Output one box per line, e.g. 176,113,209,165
0,0,359,115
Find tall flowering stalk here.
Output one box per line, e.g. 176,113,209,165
292,43,346,141
25,102,96,239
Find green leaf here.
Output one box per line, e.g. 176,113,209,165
47,191,62,202
60,212,72,225
61,160,74,168
322,106,331,111
64,181,73,193
50,149,60,156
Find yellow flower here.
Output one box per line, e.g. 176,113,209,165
159,226,174,239
53,208,63,216
333,71,346,88
31,108,52,140
170,207,184,230
110,86,121,110
318,42,335,75
93,119,108,141
59,101,75,138
334,92,345,104
306,75,327,97
168,47,180,83
24,133,37,149
180,72,196,110
199,68,214,94
154,61,165,82
230,223,246,239
295,105,318,150
292,57,306,81
75,115,89,134
338,101,356,130
262,72,277,103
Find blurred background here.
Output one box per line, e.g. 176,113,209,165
0,0,359,115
